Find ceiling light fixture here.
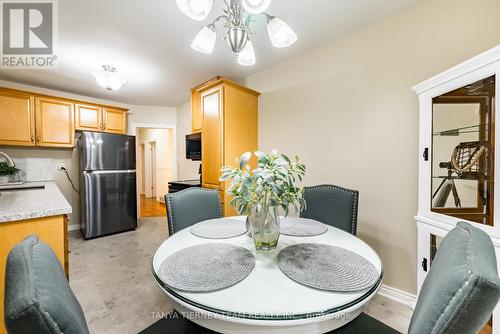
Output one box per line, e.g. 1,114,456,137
92,65,126,91
242,0,270,14
176,0,214,21
237,39,256,66
177,0,297,66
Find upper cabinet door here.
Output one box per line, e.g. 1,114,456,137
201,86,224,190
75,103,102,132
0,89,35,146
430,75,496,226
191,90,202,133
35,97,75,147
103,107,127,134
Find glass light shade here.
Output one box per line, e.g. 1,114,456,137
92,66,126,91
176,0,213,21
191,25,216,54
242,0,271,14
266,17,297,48
237,40,256,66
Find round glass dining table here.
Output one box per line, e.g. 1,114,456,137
151,216,383,334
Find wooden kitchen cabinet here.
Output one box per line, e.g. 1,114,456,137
0,89,35,146
76,104,127,134
0,87,129,148
75,103,102,131
191,89,202,133
35,97,75,147
201,86,224,190
195,78,259,216
103,107,127,134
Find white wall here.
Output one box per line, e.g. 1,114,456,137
176,101,201,180
128,105,177,134
0,80,177,228
244,0,500,294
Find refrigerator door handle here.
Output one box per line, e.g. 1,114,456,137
83,170,136,174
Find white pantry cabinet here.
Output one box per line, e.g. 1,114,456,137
413,45,500,334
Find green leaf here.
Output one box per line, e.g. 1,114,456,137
239,152,251,169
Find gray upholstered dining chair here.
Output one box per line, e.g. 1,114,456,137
4,235,212,334
165,187,222,235
300,184,359,235
4,235,90,334
336,221,500,333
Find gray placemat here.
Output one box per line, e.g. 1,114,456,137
190,218,248,239
158,243,255,292
280,217,328,237
278,243,379,292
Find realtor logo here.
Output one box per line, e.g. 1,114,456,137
1,0,58,69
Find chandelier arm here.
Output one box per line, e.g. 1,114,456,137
212,14,230,27
262,12,273,23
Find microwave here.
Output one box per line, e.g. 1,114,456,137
186,133,201,160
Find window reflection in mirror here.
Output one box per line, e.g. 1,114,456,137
431,75,495,226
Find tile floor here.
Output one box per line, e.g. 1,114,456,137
69,217,413,334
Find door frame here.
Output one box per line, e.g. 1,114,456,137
131,123,177,219
139,143,146,195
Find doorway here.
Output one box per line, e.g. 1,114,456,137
135,126,176,218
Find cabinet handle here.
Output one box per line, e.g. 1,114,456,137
421,258,428,272
36,135,40,143
31,135,35,142
423,147,429,161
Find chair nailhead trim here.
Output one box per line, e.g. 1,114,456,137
432,226,472,332
302,185,359,234
29,237,64,334
166,187,221,235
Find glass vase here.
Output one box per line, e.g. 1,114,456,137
248,204,280,250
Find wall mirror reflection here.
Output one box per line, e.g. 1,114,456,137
431,75,495,226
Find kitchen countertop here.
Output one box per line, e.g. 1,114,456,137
0,182,72,223
168,179,201,186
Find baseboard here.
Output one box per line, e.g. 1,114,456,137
68,224,80,231
378,284,417,310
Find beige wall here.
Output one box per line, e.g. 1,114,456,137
244,0,500,294
0,80,177,228
177,101,202,180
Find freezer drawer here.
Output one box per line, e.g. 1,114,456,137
81,170,137,239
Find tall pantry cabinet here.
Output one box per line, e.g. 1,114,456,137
191,77,260,216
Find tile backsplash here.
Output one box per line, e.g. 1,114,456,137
13,158,54,182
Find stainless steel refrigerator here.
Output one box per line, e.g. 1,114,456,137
78,131,137,239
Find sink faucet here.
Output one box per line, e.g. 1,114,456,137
0,151,15,167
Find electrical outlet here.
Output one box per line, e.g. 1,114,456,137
57,164,66,171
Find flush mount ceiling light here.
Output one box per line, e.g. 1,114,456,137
177,0,297,66
92,65,126,91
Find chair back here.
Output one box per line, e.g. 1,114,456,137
409,222,500,334
300,184,359,234
4,235,89,334
165,187,222,235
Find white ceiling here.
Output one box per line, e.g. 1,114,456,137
0,0,420,106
